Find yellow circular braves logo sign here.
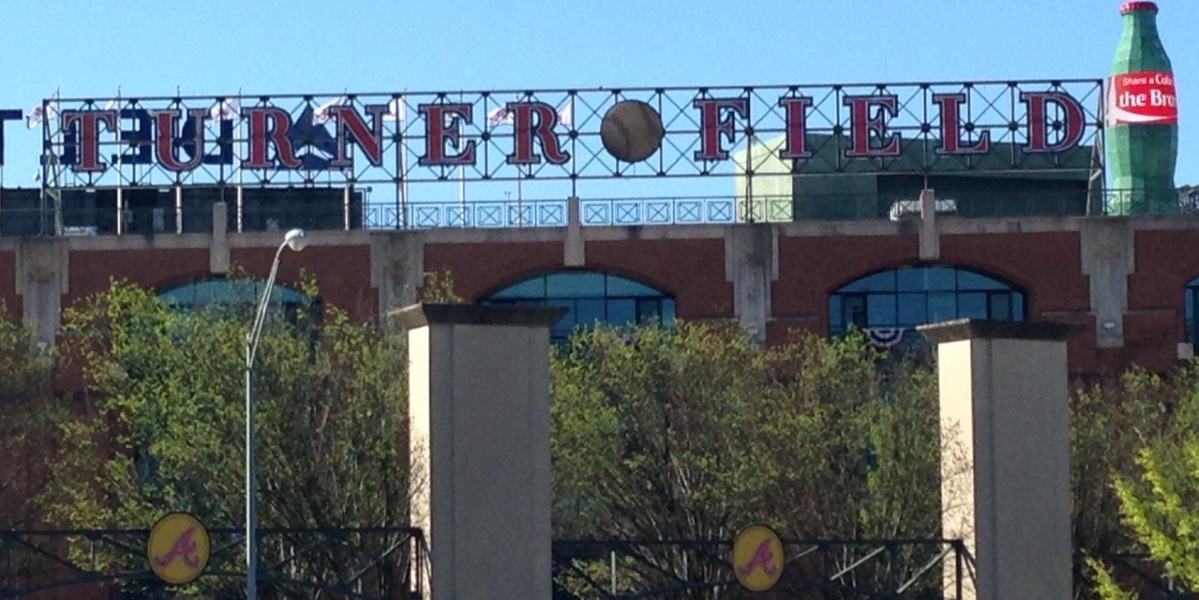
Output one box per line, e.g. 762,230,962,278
147,512,210,584
732,525,785,591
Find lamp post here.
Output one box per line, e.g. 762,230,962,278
245,228,307,600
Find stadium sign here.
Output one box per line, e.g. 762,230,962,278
0,80,1104,186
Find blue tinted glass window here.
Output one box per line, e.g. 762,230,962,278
830,265,1025,344
924,267,957,291
844,295,867,331
481,270,674,341
159,278,307,307
896,270,930,292
829,297,843,333
988,293,1012,321
546,272,605,297
897,293,927,327
1188,289,1196,323
840,271,895,293
547,298,576,339
1189,288,1199,345
957,270,1009,291
574,298,607,328
637,299,666,324
928,292,957,322
489,277,545,299
958,292,988,319
608,299,637,325
660,299,676,326
607,275,663,297
867,295,897,326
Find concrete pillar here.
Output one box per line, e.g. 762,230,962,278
724,224,778,344
919,188,940,261
564,196,585,267
1080,218,1133,348
15,238,69,347
371,232,426,323
210,201,230,274
390,303,565,600
918,319,1080,600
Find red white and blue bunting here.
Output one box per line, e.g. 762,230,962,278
866,328,906,349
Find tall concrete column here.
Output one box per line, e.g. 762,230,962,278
372,232,426,323
918,319,1080,600
1080,218,1133,349
390,303,565,600
15,238,69,347
210,201,230,274
564,196,585,267
724,224,777,345
918,188,940,261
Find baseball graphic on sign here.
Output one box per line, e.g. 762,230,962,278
147,512,210,585
600,100,665,163
732,525,785,591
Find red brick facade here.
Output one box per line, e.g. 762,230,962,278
3,217,1197,382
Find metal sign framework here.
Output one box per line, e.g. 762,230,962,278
35,79,1105,193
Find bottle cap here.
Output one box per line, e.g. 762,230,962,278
1120,2,1158,14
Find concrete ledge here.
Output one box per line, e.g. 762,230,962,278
918,318,1084,343
389,303,567,329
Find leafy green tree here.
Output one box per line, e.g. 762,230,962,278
0,306,58,528
1085,364,1199,598
19,266,1177,598
549,322,954,597
42,277,412,597
1071,368,1175,557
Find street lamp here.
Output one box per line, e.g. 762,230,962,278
245,227,307,600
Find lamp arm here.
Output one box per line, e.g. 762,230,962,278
246,240,288,368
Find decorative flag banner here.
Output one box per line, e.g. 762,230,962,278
25,103,57,129
312,95,349,125
866,327,906,349
209,98,241,122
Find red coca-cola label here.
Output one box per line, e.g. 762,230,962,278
1107,71,1178,125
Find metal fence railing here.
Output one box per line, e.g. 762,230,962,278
1,187,1196,237
551,538,969,599
0,527,426,599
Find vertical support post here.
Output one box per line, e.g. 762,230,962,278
211,202,230,274
564,196,584,267
918,319,1080,600
611,550,617,595
725,224,778,345
392,304,565,600
919,188,939,261
175,184,184,234
745,130,756,223
115,95,124,236
244,344,259,600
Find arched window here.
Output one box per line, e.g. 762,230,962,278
480,270,675,342
158,278,315,323
1185,277,1199,346
829,265,1026,349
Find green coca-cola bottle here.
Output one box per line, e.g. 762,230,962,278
1107,1,1179,215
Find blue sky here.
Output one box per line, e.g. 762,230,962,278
0,0,1194,192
